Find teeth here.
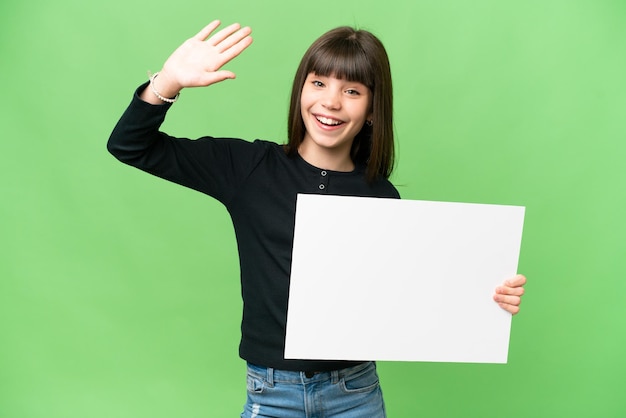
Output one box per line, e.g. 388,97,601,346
316,116,342,126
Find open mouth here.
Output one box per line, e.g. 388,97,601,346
315,115,344,126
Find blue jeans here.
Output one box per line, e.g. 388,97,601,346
240,361,386,418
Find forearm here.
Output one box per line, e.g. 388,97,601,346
107,83,260,202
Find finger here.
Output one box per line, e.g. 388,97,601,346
498,302,520,315
495,285,525,296
505,274,527,288
215,26,252,53
207,22,242,46
194,20,221,41
220,33,253,62
493,293,521,306
199,70,237,86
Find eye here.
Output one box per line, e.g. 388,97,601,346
312,80,324,87
345,89,360,96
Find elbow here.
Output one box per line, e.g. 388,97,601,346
106,134,124,161
106,136,117,157
106,133,135,164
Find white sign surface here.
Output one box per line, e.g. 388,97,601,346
285,194,525,363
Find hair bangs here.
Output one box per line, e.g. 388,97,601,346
306,38,375,89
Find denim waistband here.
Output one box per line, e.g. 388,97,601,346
246,361,375,385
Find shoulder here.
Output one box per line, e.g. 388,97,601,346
213,138,281,153
202,138,288,177
249,139,293,164
193,137,275,158
356,166,400,198
252,139,287,153
373,177,401,199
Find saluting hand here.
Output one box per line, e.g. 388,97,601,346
142,20,253,103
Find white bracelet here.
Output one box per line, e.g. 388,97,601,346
148,72,180,103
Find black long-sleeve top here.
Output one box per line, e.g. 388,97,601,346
107,84,400,371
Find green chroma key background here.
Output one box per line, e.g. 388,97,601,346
1,0,624,416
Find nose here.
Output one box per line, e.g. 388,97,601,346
321,89,341,110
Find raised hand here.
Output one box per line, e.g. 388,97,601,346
142,20,253,103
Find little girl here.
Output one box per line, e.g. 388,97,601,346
108,20,526,418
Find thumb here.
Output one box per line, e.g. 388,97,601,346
201,70,236,86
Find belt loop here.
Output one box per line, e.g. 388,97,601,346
266,366,274,387
331,369,339,384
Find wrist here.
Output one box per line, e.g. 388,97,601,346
149,71,182,103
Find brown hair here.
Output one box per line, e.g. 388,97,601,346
286,26,395,182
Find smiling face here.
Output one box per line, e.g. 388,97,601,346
298,72,371,170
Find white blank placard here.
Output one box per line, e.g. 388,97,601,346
285,194,525,363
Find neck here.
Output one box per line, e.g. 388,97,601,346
298,141,355,172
